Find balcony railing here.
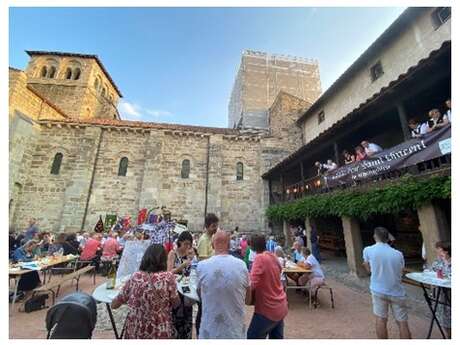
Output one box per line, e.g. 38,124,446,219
272,154,451,204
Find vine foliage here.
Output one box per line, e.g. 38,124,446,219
266,176,451,222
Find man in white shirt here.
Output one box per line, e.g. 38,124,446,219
361,140,383,156
363,227,412,339
408,118,428,138
298,247,325,289
197,230,251,339
324,159,338,171
445,99,451,123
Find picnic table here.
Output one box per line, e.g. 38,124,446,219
9,254,79,310
406,271,451,339
92,272,199,339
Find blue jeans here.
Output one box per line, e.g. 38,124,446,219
247,313,284,339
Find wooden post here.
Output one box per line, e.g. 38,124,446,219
334,142,340,165
280,174,285,202
396,101,411,141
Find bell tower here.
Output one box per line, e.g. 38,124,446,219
24,51,122,120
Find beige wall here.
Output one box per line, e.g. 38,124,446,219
302,9,451,144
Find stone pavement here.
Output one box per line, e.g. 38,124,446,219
9,270,442,339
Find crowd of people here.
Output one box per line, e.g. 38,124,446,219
10,214,451,339
314,98,451,176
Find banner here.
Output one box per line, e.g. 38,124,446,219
324,125,451,188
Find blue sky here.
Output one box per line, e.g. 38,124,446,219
9,7,406,127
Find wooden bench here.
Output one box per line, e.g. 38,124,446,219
33,265,95,304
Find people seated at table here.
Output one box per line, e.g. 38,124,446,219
408,118,428,138
291,241,305,263
167,230,194,339
37,232,51,254
12,240,42,292
196,230,250,339
431,241,451,338
111,244,180,339
78,232,90,250
354,145,367,161
247,234,288,339
101,232,122,261
80,233,103,271
297,247,326,290
65,233,81,254
361,140,383,156
427,108,449,132
343,150,356,165
48,233,67,256
362,227,411,339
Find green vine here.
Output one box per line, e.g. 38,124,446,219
266,175,451,222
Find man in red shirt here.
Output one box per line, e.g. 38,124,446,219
80,232,102,270
101,231,122,260
247,234,288,339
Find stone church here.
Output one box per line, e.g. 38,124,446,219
9,50,321,233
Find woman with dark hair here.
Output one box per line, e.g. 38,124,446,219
432,241,451,338
112,244,180,339
65,233,81,254
13,240,41,292
343,150,355,165
167,231,194,338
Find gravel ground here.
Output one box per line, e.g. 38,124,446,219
9,265,442,339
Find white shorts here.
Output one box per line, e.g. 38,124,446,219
371,292,408,322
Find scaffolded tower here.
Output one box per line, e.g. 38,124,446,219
228,50,322,129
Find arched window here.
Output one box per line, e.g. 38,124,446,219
181,159,190,179
65,67,72,79
94,78,100,90
101,87,106,97
236,162,244,181
73,68,81,80
48,66,56,78
50,153,63,175
118,157,128,176
40,66,48,77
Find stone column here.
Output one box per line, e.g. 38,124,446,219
341,216,367,277
417,201,450,264
283,220,293,248
304,217,312,251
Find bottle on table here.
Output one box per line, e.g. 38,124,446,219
106,258,117,289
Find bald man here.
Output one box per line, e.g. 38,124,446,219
196,230,251,339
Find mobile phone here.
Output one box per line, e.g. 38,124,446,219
181,286,191,293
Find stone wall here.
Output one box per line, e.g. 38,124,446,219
11,121,273,233
9,69,67,121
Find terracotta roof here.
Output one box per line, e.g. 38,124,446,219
37,117,245,135
262,40,451,179
26,50,123,97
26,85,70,119
297,8,429,125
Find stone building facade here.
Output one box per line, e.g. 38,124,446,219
228,50,321,129
9,51,316,233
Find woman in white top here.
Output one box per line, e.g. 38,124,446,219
275,246,287,290
298,247,325,289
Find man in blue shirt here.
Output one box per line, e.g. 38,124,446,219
24,218,39,241
266,236,277,253
363,227,412,339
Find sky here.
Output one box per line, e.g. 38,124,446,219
9,7,406,127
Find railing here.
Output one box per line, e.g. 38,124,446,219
274,154,451,203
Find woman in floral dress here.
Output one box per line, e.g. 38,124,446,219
112,244,180,339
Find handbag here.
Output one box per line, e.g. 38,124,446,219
24,294,48,313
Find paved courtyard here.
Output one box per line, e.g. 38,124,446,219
9,270,442,339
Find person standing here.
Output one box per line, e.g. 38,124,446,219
362,227,412,339
266,236,277,253
195,213,219,337
310,225,321,263
196,231,250,339
111,244,180,338
247,234,288,339
24,219,39,241
197,213,219,259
